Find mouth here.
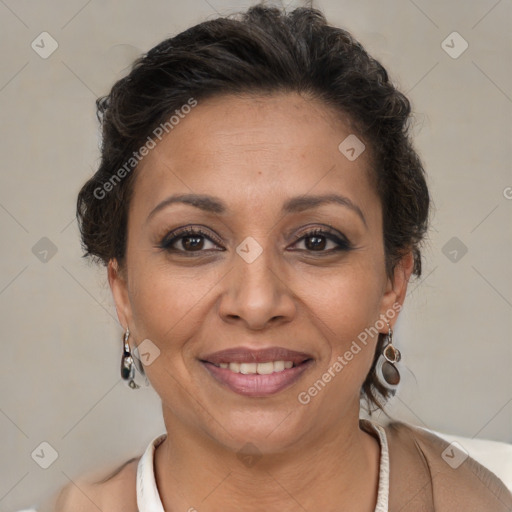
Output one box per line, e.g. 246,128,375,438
199,346,314,397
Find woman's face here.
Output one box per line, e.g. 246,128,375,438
110,92,412,452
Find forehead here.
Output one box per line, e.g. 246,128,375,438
130,92,379,224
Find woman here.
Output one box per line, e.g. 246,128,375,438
37,4,511,511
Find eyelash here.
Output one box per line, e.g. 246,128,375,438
158,226,352,256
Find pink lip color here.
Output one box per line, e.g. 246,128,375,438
201,359,313,397
201,346,312,365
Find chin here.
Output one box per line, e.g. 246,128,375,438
208,406,309,454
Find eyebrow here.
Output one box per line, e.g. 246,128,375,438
282,194,367,226
146,194,226,223
146,192,367,226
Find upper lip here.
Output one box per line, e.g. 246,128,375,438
200,346,313,365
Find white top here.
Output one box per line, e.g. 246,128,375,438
136,420,390,512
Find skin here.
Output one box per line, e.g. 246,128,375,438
98,92,414,512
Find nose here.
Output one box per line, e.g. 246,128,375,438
218,241,296,331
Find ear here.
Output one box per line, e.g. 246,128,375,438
379,250,415,329
108,259,132,330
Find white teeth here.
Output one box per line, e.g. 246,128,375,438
229,362,240,372
256,362,274,375
220,361,295,374
240,363,257,374
273,360,285,372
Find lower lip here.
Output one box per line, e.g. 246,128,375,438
201,360,313,397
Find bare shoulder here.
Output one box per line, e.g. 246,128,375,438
51,457,140,512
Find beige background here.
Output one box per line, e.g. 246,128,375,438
0,0,511,509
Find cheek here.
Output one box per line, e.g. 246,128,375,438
300,260,384,371
298,254,384,326
126,265,204,399
127,256,221,348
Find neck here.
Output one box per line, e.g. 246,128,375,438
154,408,381,512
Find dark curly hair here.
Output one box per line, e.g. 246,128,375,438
77,4,430,411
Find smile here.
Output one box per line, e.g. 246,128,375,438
213,361,294,374
200,346,314,397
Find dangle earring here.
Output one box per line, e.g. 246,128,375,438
121,328,148,389
374,320,401,391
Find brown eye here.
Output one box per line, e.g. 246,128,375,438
304,234,328,251
180,234,206,251
159,227,222,253
291,228,352,253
